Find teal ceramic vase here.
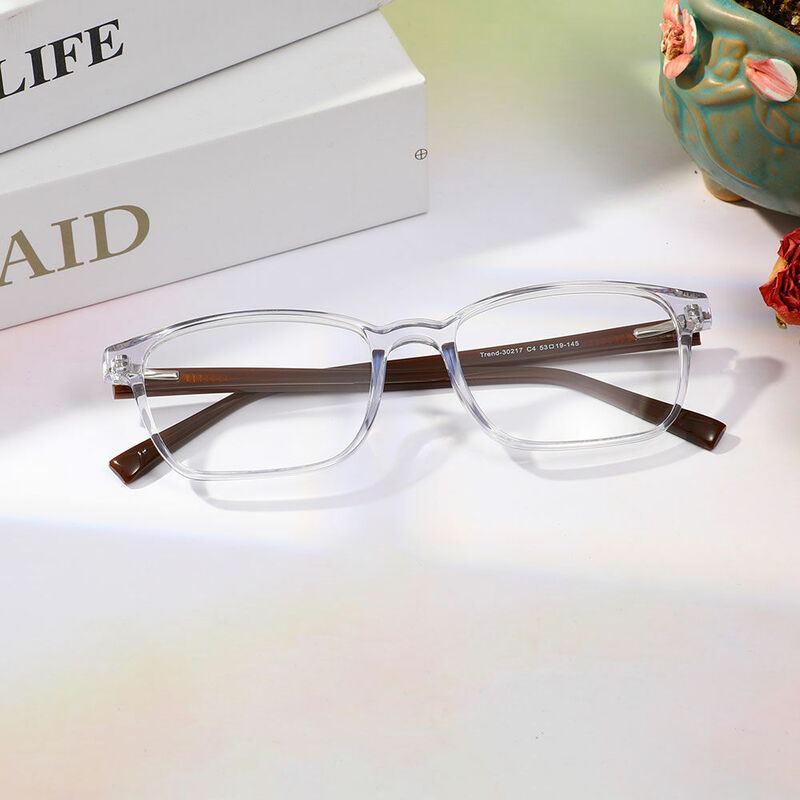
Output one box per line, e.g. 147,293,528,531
660,0,800,213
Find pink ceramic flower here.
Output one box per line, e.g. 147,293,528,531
661,1,698,79
745,58,798,103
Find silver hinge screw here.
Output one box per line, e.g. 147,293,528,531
111,354,130,377
682,304,703,334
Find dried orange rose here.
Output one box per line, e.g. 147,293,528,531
760,229,800,328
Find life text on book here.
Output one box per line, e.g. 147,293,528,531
0,20,123,100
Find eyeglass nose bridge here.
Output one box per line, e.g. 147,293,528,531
368,317,458,353
364,321,485,429
368,319,465,391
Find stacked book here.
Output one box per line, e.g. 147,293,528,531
0,0,428,329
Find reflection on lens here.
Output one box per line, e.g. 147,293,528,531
455,293,682,444
142,319,372,475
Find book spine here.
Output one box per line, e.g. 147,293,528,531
0,0,393,154
0,80,427,330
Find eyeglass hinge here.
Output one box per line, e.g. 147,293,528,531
680,304,706,334
105,353,142,385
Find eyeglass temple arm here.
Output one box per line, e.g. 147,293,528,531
114,320,684,401
109,322,726,484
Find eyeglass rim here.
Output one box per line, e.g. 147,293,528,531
103,280,711,481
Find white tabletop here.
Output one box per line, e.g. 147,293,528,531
2,2,799,797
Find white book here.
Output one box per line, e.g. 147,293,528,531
0,12,428,330
0,0,393,154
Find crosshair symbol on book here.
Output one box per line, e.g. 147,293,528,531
415,148,429,160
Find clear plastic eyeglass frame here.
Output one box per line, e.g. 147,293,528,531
103,281,727,484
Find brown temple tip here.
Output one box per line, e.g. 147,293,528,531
668,409,727,452
109,438,164,485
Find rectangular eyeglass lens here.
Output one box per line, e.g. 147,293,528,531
141,319,373,474
455,292,682,444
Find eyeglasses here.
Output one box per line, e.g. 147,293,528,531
103,281,726,484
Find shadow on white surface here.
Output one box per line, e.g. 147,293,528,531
709,354,784,428
189,411,471,513
752,205,800,238
506,350,782,480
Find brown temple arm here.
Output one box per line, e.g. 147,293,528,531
109,322,726,484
